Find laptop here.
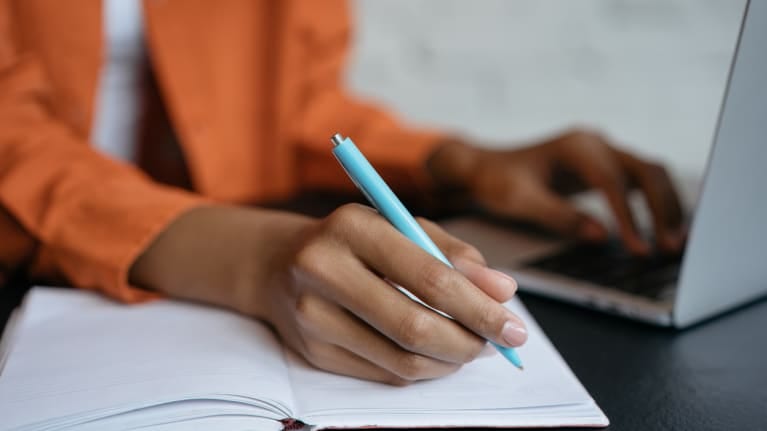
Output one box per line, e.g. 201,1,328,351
444,0,766,328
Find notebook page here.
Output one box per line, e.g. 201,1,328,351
0,309,20,375
289,298,607,428
70,400,284,431
13,287,112,327
0,288,296,430
1,287,90,374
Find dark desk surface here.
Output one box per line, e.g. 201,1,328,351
1,195,765,430
518,293,767,431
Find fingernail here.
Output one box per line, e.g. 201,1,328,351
501,320,527,346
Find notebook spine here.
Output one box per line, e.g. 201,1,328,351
280,418,307,430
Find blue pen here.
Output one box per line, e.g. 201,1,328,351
331,133,523,370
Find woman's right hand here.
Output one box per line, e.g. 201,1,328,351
130,204,526,385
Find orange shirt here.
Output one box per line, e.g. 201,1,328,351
0,0,443,302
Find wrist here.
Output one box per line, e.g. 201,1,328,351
129,205,315,319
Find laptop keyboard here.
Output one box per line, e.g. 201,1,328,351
522,241,683,300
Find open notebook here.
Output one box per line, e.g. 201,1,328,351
0,287,608,430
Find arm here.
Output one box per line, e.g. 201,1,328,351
130,203,526,385
0,1,205,301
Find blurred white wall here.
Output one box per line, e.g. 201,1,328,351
347,0,746,175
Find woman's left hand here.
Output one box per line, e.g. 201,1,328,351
427,129,686,254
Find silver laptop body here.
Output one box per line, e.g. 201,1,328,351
444,0,767,328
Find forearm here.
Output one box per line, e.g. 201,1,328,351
128,205,314,319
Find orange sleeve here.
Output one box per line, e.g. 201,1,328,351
0,3,206,302
292,0,448,196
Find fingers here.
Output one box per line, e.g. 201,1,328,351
504,180,609,243
375,240,527,348
550,130,689,254
612,149,685,252
451,258,517,303
416,218,486,265
332,207,528,349
299,341,411,386
295,294,461,383
288,204,526,385
551,132,649,254
293,218,490,364
470,158,611,243
417,219,518,302
332,258,491,364
594,168,649,255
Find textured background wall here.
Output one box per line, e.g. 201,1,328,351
347,0,746,175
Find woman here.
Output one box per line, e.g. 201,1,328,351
0,0,683,384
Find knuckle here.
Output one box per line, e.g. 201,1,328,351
439,362,464,378
397,310,436,351
326,203,371,236
500,185,527,211
293,242,324,273
393,353,431,380
414,216,435,229
644,160,669,179
289,238,354,311
460,339,488,364
476,166,516,197
332,202,364,221
292,242,334,285
293,293,318,329
414,217,447,241
419,261,456,297
448,242,485,265
563,127,610,152
384,375,412,387
567,126,602,142
590,160,627,190
302,340,327,364
475,300,503,337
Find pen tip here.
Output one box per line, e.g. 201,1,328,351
518,365,524,371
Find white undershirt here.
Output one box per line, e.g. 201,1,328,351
91,0,145,162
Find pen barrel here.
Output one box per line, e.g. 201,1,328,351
331,137,451,267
